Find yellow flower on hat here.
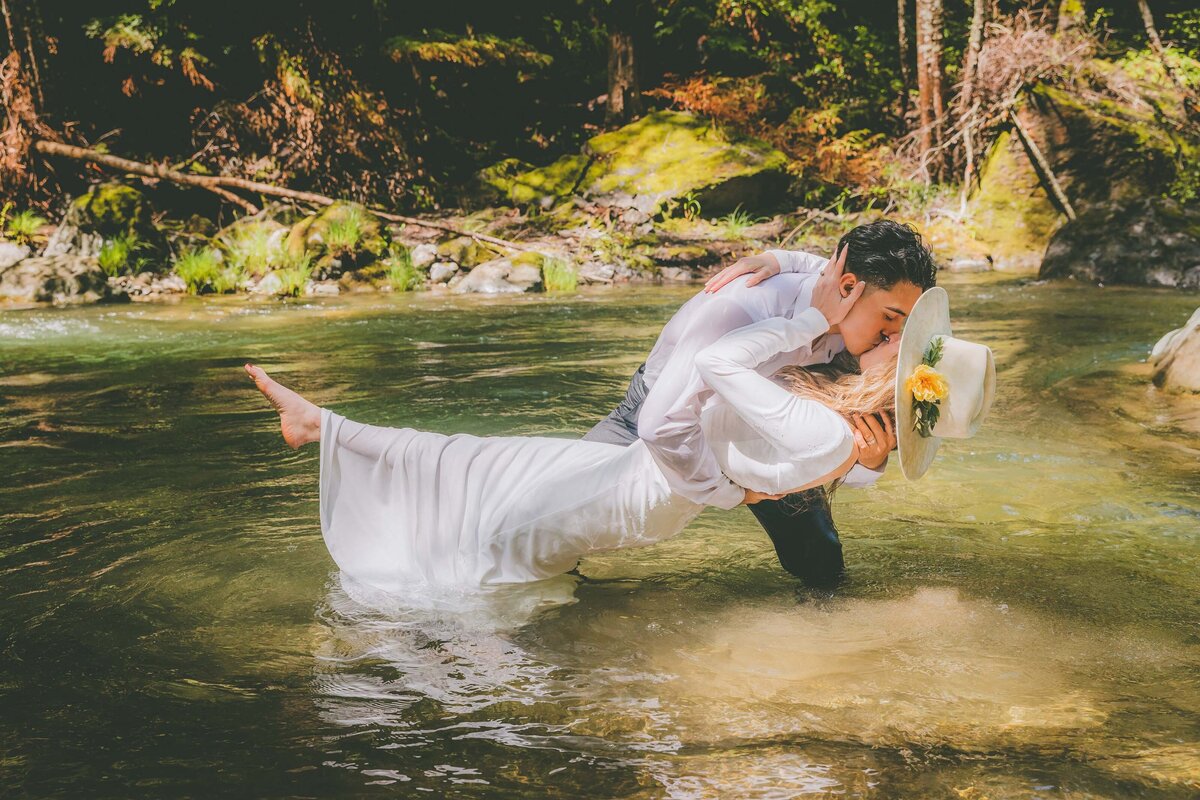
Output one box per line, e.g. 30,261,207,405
906,363,949,404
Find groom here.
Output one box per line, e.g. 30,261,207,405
584,220,937,586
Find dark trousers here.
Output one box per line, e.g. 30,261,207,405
584,364,846,586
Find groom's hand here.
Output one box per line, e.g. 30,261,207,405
703,253,782,293
811,245,865,327
741,488,788,505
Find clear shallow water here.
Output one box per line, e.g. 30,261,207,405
1,275,1198,798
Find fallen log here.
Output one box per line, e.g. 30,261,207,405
33,140,532,252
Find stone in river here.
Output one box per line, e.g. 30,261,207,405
0,254,116,304
0,242,30,269
452,257,543,294
410,243,438,268
429,262,458,284
1150,307,1200,393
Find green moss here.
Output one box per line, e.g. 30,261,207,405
72,183,151,237
437,235,498,267
967,130,1061,268
286,202,387,267
479,111,788,213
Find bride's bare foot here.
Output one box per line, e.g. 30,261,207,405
244,363,321,448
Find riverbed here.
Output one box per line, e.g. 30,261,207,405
1,274,1198,798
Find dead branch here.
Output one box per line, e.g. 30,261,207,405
32,139,532,252
1008,107,1076,221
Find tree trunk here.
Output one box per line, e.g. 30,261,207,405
915,0,947,181
1056,0,1086,33
606,27,642,125
898,0,913,123
958,0,987,119
1136,0,1198,117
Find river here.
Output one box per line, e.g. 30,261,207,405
1,273,1198,798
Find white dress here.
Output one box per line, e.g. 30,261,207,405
317,308,855,589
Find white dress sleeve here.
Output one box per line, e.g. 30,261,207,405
767,249,827,275
695,308,855,490
637,295,757,510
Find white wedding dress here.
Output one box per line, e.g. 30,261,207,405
317,308,855,589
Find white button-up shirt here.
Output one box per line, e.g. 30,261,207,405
637,248,883,509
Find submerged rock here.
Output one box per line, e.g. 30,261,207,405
0,255,116,304
478,110,788,216
1150,308,1200,393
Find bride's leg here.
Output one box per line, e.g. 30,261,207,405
244,363,322,448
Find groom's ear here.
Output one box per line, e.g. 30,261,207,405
839,271,859,297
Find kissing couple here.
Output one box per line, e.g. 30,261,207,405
246,220,996,591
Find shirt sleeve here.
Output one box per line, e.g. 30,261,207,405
637,295,757,510
695,309,855,484
842,459,886,487
766,249,827,275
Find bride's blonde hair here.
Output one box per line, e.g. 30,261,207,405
775,352,897,499
777,351,897,417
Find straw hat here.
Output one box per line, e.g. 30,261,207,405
895,287,996,480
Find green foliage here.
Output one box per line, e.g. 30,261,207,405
386,32,552,70
715,205,765,239
541,257,577,293
273,252,315,297
173,248,223,294
5,210,48,246
382,248,424,292
98,233,152,277
223,225,279,276
324,206,370,256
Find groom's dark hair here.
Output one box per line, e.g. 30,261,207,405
837,220,936,291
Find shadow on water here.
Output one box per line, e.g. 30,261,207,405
1,275,1198,797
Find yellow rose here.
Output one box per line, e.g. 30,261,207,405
906,364,949,403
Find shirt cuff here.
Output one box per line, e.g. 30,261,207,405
842,458,886,488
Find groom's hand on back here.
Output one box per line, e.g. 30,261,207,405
703,253,782,293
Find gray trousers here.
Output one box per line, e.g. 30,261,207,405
584,363,846,586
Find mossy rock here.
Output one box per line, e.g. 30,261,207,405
437,235,500,268
966,129,1062,271
478,110,789,215
285,202,388,274
71,183,154,238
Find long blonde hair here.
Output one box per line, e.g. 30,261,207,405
777,351,897,418
775,352,897,499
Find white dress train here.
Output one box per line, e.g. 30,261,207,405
317,307,855,589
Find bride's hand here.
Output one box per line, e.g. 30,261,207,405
811,245,865,327
741,488,788,505
703,253,782,293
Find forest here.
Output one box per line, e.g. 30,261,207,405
1,0,1198,299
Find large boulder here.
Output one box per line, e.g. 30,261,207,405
0,255,116,304
966,55,1200,284
286,201,388,277
1150,308,1200,393
477,110,789,216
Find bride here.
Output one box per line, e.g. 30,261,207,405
245,267,993,591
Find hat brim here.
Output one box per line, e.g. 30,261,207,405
895,287,952,480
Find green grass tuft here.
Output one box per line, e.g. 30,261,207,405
382,248,424,291
5,209,48,246
173,248,224,294
97,232,152,277
324,206,370,256
542,256,577,293
273,252,314,297
714,205,766,240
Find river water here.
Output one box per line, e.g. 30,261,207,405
1,274,1198,798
